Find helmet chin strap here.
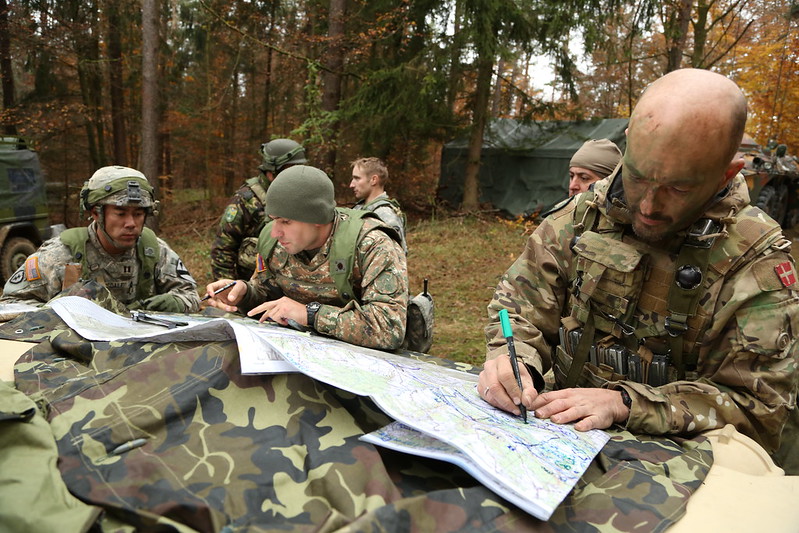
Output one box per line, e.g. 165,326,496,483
94,207,141,252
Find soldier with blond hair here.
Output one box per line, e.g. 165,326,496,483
349,157,407,252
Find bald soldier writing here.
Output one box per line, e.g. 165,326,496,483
479,68,799,472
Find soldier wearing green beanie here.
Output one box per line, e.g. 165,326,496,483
205,165,409,351
567,138,622,197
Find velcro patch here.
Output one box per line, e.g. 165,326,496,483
255,253,266,273
24,257,41,281
775,261,797,287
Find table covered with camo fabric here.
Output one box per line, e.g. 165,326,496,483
0,298,713,532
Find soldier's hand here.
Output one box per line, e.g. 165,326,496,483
478,355,538,416
530,388,630,431
248,296,306,326
140,294,185,313
205,279,246,312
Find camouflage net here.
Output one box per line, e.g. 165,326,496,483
0,300,713,532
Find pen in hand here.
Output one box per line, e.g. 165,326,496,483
201,281,237,302
499,309,527,423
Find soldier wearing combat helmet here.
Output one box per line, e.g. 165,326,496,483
211,138,308,280
0,166,201,313
479,69,799,474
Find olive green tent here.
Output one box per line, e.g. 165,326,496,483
438,118,628,216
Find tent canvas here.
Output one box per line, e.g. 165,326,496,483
438,118,628,216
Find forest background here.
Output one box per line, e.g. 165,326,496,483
1,0,798,362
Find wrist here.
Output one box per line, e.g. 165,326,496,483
306,301,321,329
618,388,632,423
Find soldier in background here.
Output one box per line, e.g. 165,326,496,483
567,139,622,197
211,138,307,280
479,69,799,472
205,165,409,351
0,166,200,312
349,157,407,252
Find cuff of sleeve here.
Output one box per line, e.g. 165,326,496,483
313,305,337,335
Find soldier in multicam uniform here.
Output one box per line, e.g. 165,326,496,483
349,157,407,253
205,164,408,350
567,138,622,197
0,166,201,313
479,69,799,472
210,138,307,280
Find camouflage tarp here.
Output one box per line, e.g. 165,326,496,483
0,304,713,532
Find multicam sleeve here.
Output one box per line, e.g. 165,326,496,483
0,239,70,306
485,209,575,379
314,229,409,350
154,239,202,313
210,191,250,280
620,252,799,453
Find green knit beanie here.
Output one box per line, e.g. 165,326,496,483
265,165,335,224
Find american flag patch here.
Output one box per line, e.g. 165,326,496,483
255,253,266,273
25,256,41,281
775,261,797,287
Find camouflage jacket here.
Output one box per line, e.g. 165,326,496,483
353,193,407,253
486,172,799,455
211,175,268,280
241,210,409,350
0,222,201,313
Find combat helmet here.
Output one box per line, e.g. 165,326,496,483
80,166,158,217
258,138,307,174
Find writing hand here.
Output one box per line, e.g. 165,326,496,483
478,355,538,416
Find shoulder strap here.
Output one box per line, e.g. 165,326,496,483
135,227,160,301
245,176,269,204
60,227,90,279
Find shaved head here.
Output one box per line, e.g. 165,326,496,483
628,69,747,177
622,69,748,242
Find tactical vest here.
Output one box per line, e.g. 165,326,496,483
59,227,161,302
256,208,402,306
556,190,790,389
363,197,407,231
236,177,270,276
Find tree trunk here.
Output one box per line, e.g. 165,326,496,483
447,0,464,114
107,0,128,166
461,56,494,211
0,0,18,136
141,0,160,231
320,0,345,176
665,0,693,73
262,0,277,138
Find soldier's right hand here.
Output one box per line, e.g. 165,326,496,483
205,279,246,312
478,354,539,416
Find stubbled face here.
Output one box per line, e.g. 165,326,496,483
349,165,375,201
269,217,324,255
568,167,603,197
94,205,145,253
621,152,724,243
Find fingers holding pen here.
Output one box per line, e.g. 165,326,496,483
479,356,537,416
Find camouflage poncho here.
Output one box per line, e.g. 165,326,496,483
0,302,713,532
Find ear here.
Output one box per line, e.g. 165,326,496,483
721,157,745,191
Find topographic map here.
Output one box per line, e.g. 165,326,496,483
50,296,610,520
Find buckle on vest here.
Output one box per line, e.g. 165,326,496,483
685,219,720,248
664,316,689,337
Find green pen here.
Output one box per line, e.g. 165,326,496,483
499,309,527,423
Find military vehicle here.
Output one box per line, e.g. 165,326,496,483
0,137,61,282
738,134,799,229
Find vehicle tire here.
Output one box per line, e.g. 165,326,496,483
783,208,799,230
755,184,789,225
1,237,37,282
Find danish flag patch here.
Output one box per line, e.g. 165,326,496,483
775,261,797,287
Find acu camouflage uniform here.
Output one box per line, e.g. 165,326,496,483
211,176,269,280
353,192,408,253
239,208,409,350
486,171,799,465
0,222,201,313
